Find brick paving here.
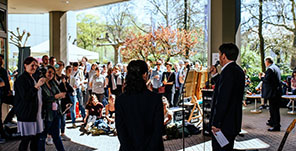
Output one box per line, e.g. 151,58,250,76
0,104,296,151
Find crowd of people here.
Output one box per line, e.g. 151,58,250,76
0,42,294,150
0,53,204,150
10,55,128,150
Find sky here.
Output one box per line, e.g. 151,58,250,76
75,0,151,25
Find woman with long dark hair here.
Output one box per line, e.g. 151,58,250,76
81,95,104,133
58,75,73,141
14,57,45,151
39,65,66,151
115,60,164,151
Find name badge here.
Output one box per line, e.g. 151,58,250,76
52,102,58,111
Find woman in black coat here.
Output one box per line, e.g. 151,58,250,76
14,57,45,151
115,60,164,151
58,75,73,141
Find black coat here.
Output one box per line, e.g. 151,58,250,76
14,71,39,122
115,89,164,151
262,67,282,99
0,67,10,101
210,62,245,136
59,82,74,112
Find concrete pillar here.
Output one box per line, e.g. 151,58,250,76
208,0,241,66
49,11,66,61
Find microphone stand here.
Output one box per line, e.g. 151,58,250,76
179,65,191,151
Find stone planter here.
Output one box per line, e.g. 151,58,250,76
17,46,31,75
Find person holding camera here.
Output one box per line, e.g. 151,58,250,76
14,57,46,151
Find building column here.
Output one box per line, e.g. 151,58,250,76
49,11,67,62
208,0,241,66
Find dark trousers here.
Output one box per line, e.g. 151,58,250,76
152,88,159,94
212,134,236,151
60,114,67,134
104,88,109,98
164,92,173,107
0,102,4,138
19,134,40,151
76,88,86,119
173,88,180,107
39,112,65,151
268,97,281,128
117,85,123,96
93,93,104,103
292,89,296,95
110,89,118,97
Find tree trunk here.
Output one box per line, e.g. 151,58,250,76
166,0,169,27
184,0,189,58
114,46,119,65
275,50,281,64
104,47,107,58
184,0,188,30
259,0,265,72
291,56,296,69
291,31,296,69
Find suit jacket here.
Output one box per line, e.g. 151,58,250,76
115,89,164,151
210,62,245,136
262,64,282,99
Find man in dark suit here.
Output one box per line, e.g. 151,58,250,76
209,43,245,150
262,57,281,131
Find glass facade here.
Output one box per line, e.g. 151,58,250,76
8,11,77,68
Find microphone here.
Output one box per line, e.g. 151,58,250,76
208,60,220,77
214,60,220,68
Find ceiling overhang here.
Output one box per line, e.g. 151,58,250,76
8,0,129,14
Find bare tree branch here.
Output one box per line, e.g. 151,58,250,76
264,21,294,31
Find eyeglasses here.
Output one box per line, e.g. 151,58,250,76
156,64,161,66
47,71,54,74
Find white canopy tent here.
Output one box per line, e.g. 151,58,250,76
12,40,99,62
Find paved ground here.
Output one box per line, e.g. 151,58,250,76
0,103,296,151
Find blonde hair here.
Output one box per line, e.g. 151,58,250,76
108,94,116,104
162,96,169,108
